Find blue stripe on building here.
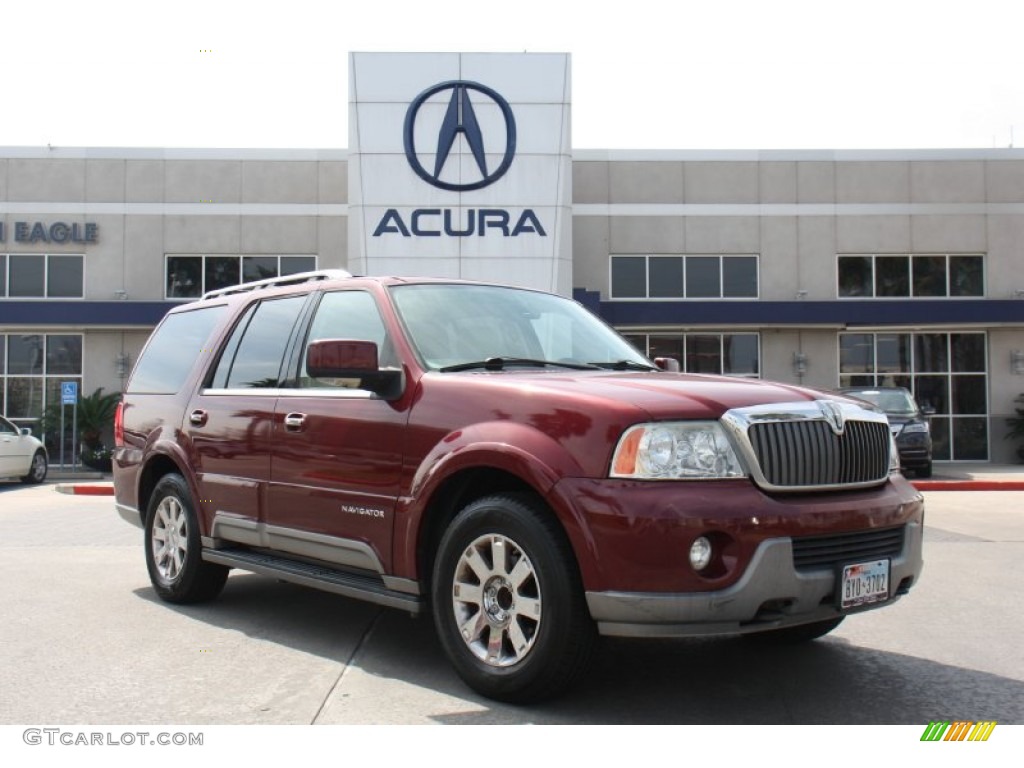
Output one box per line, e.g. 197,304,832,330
573,290,1024,327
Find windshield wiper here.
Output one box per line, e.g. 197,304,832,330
439,357,601,373
588,360,659,371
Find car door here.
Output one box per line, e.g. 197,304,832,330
266,289,408,575
185,294,310,543
0,417,25,475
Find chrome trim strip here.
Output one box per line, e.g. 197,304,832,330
209,512,385,573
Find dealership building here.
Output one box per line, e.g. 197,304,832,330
1,52,1022,463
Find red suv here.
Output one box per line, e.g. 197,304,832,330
113,270,924,702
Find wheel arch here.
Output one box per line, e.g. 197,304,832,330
415,467,537,592
137,452,192,527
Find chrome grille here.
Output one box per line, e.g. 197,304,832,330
748,419,890,488
792,526,905,572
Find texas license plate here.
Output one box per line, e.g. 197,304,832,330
840,559,890,609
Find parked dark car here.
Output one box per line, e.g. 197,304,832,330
113,270,925,702
839,386,933,478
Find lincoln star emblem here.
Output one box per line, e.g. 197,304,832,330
817,400,846,435
403,80,517,192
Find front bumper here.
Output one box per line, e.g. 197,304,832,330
586,520,923,638
116,502,143,529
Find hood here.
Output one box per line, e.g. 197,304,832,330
444,369,833,421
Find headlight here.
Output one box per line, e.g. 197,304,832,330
901,422,929,434
889,433,901,473
611,421,745,479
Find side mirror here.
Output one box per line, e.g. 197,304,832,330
20,427,32,436
654,357,681,372
306,339,403,399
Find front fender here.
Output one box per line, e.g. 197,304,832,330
393,421,589,579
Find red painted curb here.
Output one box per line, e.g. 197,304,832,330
911,480,1024,491
55,484,115,496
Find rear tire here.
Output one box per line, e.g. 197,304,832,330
915,463,933,479
744,616,844,644
432,493,596,703
144,474,228,604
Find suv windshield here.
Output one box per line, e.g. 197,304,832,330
390,283,651,372
845,389,918,416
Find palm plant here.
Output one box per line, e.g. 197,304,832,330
40,387,120,450
1006,394,1024,463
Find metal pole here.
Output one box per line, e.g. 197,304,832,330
72,402,78,470
60,405,65,469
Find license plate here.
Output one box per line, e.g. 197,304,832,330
840,559,890,609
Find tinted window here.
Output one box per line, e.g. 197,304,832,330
685,257,720,298
912,256,947,297
300,291,393,387
46,335,83,375
205,257,241,294
47,256,84,298
611,257,646,298
875,256,909,296
8,255,45,297
648,258,683,298
221,296,306,388
129,306,228,393
166,256,202,298
838,256,872,297
950,256,983,296
722,257,757,298
281,256,317,275
243,256,278,283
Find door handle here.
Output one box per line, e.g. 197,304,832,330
284,413,307,431
189,409,208,426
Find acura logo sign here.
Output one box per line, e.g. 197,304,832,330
403,80,517,191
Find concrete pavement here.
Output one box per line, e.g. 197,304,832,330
0,480,1021,726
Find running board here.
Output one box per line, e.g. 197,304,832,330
203,547,424,614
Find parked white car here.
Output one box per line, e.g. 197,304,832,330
0,416,48,483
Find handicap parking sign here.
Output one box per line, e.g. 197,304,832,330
61,381,79,405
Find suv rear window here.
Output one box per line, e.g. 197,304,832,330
128,305,227,394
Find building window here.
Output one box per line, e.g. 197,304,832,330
165,254,318,299
839,331,988,461
837,254,984,298
0,254,85,298
622,332,760,377
610,255,758,299
1,333,83,427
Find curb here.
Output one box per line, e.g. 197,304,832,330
55,483,115,496
911,480,1024,492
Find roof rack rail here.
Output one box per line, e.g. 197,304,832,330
202,269,353,300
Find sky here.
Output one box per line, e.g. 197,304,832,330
2,0,1023,151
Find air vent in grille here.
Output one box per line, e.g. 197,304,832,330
792,526,905,571
748,419,890,488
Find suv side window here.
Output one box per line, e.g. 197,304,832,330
212,296,306,389
298,291,395,389
128,305,228,393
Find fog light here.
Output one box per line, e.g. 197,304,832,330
689,536,713,571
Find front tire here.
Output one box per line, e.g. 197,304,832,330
144,474,228,604
432,493,596,703
20,451,48,484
